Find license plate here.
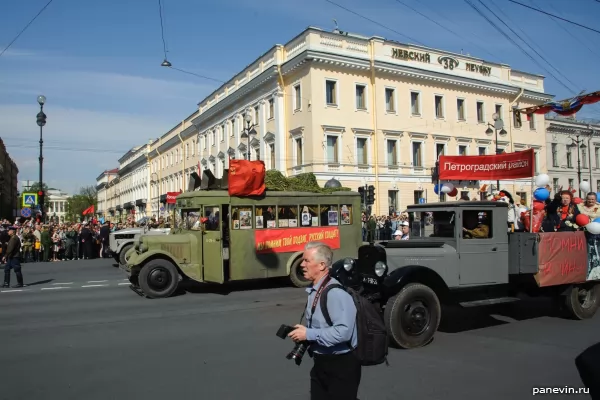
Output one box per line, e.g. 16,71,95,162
362,276,378,285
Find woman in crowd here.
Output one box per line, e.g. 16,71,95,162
542,190,580,232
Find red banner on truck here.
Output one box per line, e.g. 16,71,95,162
438,149,535,180
255,226,340,254
535,232,589,287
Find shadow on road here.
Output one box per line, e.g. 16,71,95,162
176,277,296,297
439,297,563,334
25,279,54,286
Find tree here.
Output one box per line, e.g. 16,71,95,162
65,186,97,222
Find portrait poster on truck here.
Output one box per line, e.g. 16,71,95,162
438,148,535,180
255,226,340,254
535,232,589,287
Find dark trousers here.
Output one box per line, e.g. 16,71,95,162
65,241,76,259
310,351,361,400
4,258,23,286
575,341,600,399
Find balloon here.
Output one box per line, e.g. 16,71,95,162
573,197,583,204
532,201,545,211
576,214,591,227
434,184,440,195
535,174,550,188
580,181,591,193
594,217,600,223
533,187,550,201
444,183,454,191
449,187,458,197
597,192,600,200
586,221,600,235
441,185,452,194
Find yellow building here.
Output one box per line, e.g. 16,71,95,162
102,27,553,216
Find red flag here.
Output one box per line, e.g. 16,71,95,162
228,159,266,196
82,205,95,215
439,149,535,180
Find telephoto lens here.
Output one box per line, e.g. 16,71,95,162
286,342,308,366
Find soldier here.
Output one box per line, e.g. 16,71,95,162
3,227,24,288
64,225,77,260
21,227,35,263
41,226,52,262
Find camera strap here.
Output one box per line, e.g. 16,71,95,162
302,275,331,328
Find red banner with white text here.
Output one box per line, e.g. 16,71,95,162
535,232,588,287
255,226,340,254
439,149,535,180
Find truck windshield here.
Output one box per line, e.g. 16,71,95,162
179,209,202,230
409,211,455,238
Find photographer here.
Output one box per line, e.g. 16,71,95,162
288,241,361,399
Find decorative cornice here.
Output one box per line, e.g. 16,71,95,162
201,158,207,165
321,125,346,134
476,139,492,144
432,134,451,142
352,128,374,136
408,132,429,139
238,143,247,151
381,129,403,137
263,132,275,142
250,137,260,148
217,151,225,159
455,136,472,143
289,126,305,138
227,147,236,156
209,155,215,163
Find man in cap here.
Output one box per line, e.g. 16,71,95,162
3,227,24,288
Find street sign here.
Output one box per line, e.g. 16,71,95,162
22,192,38,207
419,198,426,204
160,207,164,211
21,207,32,217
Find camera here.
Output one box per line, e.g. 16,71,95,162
276,324,309,366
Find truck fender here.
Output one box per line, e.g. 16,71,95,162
286,251,305,275
382,265,449,302
130,250,181,275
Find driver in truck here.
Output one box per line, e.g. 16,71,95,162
462,211,490,239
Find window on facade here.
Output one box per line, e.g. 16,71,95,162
495,104,503,119
326,80,337,105
435,95,444,119
569,178,575,189
385,88,395,112
458,145,467,156
268,99,274,119
294,85,301,110
231,119,235,136
212,131,216,146
185,143,189,159
478,146,486,156
596,147,600,168
269,143,275,169
567,147,573,168
327,135,338,163
357,138,368,165
295,138,303,166
356,85,366,109
457,99,465,120
436,143,445,159
413,190,423,204
192,140,196,156
411,92,420,115
551,143,558,167
254,106,259,123
529,114,535,130
412,142,422,167
553,178,559,192
387,140,397,166
513,110,522,128
535,151,540,173
597,180,600,192
476,101,484,123
582,146,588,168
175,150,179,164
221,125,225,141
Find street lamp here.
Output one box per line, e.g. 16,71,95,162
485,112,507,191
570,132,584,197
36,95,47,221
240,109,257,160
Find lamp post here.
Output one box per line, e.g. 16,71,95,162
485,112,507,191
571,132,583,198
36,95,47,221
240,109,257,160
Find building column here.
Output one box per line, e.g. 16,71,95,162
274,92,285,172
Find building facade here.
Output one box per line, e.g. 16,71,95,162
546,116,600,196
0,138,19,220
96,168,119,218
99,26,554,215
46,189,70,223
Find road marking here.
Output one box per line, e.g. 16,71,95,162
87,280,108,283
53,282,73,285
1,289,27,293
81,284,109,288
41,287,71,290
118,282,131,286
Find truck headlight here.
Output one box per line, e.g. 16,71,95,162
343,258,355,271
374,261,387,277
134,239,140,250
139,243,148,253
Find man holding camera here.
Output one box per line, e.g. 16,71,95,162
288,241,361,399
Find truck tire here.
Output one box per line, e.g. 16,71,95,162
138,259,179,299
289,257,310,288
564,283,600,320
119,244,133,266
384,283,441,349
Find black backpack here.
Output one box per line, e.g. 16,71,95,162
321,284,389,366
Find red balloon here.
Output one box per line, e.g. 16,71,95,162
449,188,458,197
575,214,590,227
533,201,545,211
573,197,583,204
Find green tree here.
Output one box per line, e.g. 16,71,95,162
65,186,97,222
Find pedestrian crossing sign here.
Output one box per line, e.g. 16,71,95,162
22,193,38,207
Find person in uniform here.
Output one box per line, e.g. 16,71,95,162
3,227,24,288
463,212,490,238
21,227,35,263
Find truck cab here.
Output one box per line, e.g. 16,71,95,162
332,201,599,350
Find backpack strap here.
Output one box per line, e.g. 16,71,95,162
319,283,345,327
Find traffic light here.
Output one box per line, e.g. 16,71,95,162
358,186,365,204
367,185,375,205
38,190,45,210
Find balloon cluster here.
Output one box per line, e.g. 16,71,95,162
434,183,458,197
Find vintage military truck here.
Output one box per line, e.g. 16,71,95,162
332,200,600,349
109,225,170,266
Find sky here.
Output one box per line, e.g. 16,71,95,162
1,0,599,195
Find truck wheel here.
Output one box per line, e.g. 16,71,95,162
289,257,310,288
384,283,441,349
138,259,179,299
119,244,133,265
564,284,600,320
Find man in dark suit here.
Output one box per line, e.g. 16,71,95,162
99,222,110,258
3,227,24,288
79,223,94,260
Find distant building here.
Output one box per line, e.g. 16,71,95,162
96,168,119,219
0,138,19,220
46,189,70,223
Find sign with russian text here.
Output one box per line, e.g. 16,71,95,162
166,192,179,204
438,149,535,180
535,232,588,287
255,226,340,254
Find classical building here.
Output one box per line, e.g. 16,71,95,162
96,168,119,219
46,189,70,223
0,138,19,220
100,26,554,214
545,116,600,196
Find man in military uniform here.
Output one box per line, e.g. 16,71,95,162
64,225,77,260
21,227,35,263
3,227,24,287
462,211,490,239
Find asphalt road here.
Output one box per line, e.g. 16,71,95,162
0,259,597,400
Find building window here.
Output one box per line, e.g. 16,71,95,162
478,146,486,155
529,113,536,130
356,84,366,110
495,104,503,119
357,138,368,165
458,145,467,156
268,99,274,119
435,95,444,119
326,80,337,105
569,178,575,189
327,135,339,163
551,143,558,167
185,143,189,159
230,119,235,136
385,88,395,112
387,140,398,166
553,178,559,193
212,131,216,147
412,142,423,167
295,138,303,166
254,106,259,123
414,190,423,205
582,146,588,168
294,84,301,110
476,101,484,123
436,143,445,160
411,92,420,115
596,147,600,168
567,146,573,168
269,143,275,169
534,151,540,173
221,125,225,142
513,110,522,128
457,98,465,120
597,180,600,192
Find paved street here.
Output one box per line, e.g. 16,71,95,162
0,259,597,400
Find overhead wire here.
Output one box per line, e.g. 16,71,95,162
0,0,54,58
507,0,600,35
158,0,169,60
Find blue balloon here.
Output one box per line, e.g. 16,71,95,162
597,192,600,200
594,217,600,224
534,187,550,201
434,184,440,195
